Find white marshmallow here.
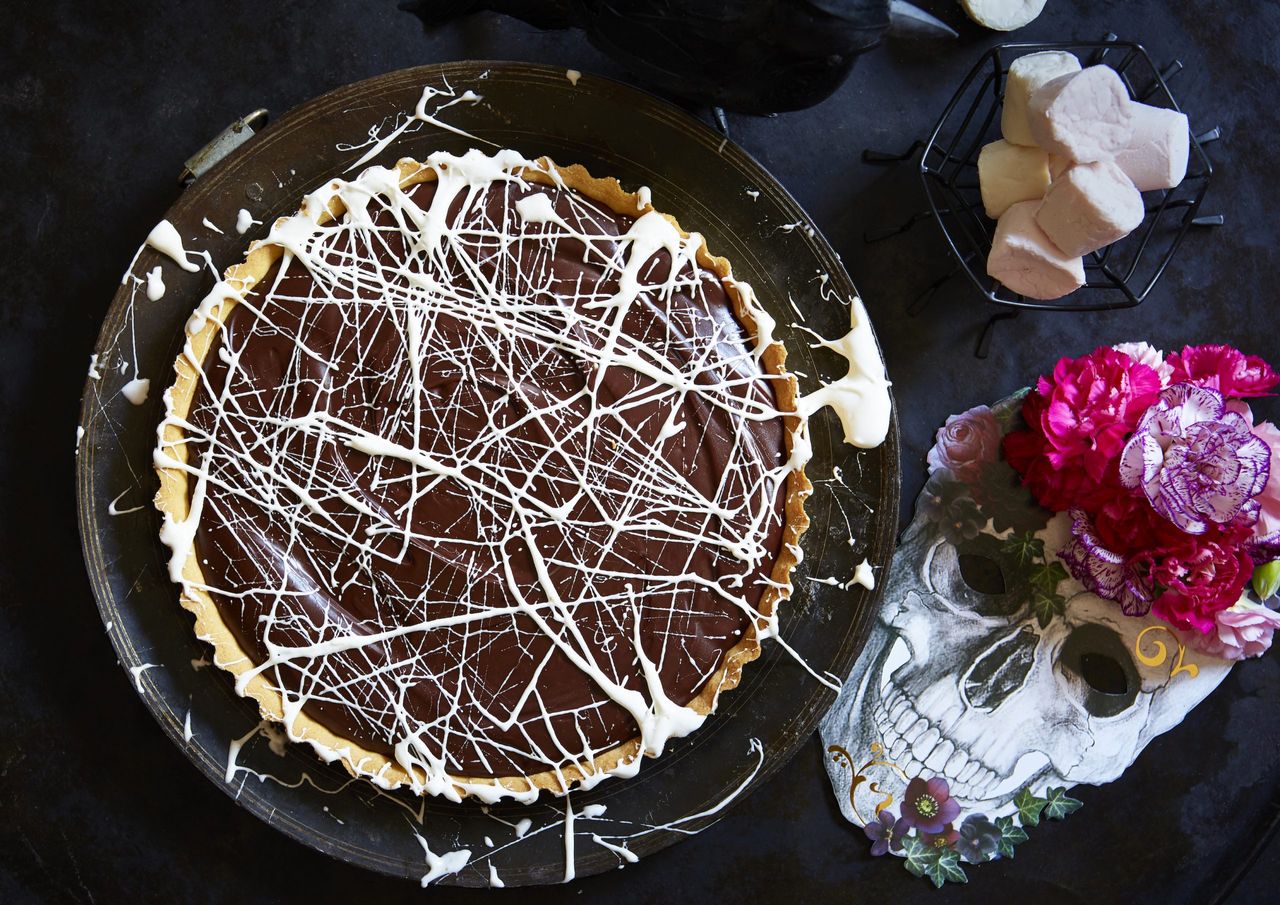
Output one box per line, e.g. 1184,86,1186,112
1028,66,1135,163
988,201,1086,300
1035,160,1145,257
1114,103,1190,191
978,140,1051,218
962,0,1048,32
1001,51,1082,146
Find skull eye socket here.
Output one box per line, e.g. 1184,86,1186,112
1060,624,1141,718
957,553,1007,596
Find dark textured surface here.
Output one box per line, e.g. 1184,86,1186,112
2,0,1278,902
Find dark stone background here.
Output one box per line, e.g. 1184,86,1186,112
2,1,1277,902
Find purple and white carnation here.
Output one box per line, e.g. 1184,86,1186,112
1119,384,1272,535
1059,509,1157,615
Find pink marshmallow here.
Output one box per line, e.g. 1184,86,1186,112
1035,160,1145,257
1114,103,1190,191
1028,66,1135,163
988,201,1086,300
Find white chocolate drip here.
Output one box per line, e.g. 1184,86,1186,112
146,266,166,301
235,209,258,235
415,834,472,886
121,377,150,406
796,298,891,450
129,662,159,692
145,220,200,273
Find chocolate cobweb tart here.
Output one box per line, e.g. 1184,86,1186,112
154,149,811,802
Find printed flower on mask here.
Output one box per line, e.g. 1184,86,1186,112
898,777,961,835
863,808,910,856
927,405,1002,485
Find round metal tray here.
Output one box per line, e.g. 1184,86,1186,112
76,61,899,887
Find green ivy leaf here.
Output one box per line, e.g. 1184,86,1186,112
1042,786,1084,820
901,835,932,880
1029,589,1065,629
1029,560,1069,594
1013,788,1047,827
1002,532,1044,569
901,836,967,888
926,847,968,887
994,816,1029,858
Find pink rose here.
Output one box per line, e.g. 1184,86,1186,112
1185,599,1280,660
1004,347,1162,513
926,405,1001,484
1253,421,1280,550
1167,344,1280,398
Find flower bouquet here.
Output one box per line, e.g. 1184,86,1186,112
1006,343,1280,656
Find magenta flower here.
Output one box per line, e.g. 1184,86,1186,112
864,809,911,856
1186,599,1280,660
926,405,1001,484
1120,384,1271,535
1150,539,1255,634
1167,344,1280,398
898,777,961,834
1004,347,1161,512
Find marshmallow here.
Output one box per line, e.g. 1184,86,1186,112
963,0,1048,32
1114,103,1190,191
988,201,1086,300
1035,160,1145,257
1001,51,1082,146
1028,66,1135,163
978,140,1051,218
1048,153,1072,181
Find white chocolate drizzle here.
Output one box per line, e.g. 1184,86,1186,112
155,149,891,805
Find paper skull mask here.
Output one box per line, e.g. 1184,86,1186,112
821,392,1235,829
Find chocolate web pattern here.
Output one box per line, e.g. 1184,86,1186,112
157,150,808,803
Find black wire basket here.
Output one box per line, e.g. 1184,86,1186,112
920,39,1214,313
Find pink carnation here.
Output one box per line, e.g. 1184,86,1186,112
1005,347,1162,512
1167,344,1280,398
1149,538,1255,634
1185,599,1280,660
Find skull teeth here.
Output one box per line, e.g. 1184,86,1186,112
872,681,1001,801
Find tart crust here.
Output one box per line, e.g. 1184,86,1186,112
154,156,812,798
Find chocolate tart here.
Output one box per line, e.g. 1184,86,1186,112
153,150,811,801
